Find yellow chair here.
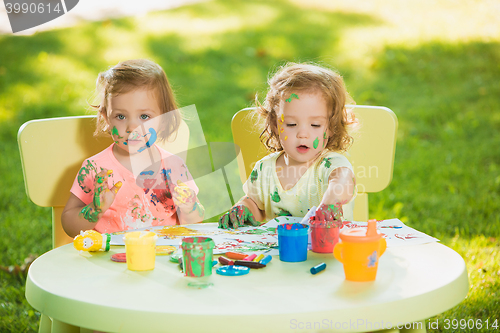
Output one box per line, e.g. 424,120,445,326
231,106,398,221
18,115,190,249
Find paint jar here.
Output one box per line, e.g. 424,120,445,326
277,223,309,262
123,231,158,271
310,219,340,253
181,237,215,277
334,220,387,282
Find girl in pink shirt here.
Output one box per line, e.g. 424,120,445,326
62,59,203,237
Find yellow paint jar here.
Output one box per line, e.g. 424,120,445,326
123,231,157,271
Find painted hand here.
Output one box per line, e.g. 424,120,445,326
172,180,197,213
218,204,259,229
314,203,343,226
80,169,122,223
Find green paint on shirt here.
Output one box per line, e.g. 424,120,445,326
271,188,281,203
250,169,258,183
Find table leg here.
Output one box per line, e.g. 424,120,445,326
38,314,52,333
51,318,80,333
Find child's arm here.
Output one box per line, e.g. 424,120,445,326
315,167,356,221
218,196,265,229
62,169,122,237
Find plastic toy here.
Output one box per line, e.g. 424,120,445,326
73,230,111,252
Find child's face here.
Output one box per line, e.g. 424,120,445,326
106,88,162,155
276,91,330,165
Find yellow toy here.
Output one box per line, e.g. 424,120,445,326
73,230,111,252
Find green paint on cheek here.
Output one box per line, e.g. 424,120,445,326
111,126,123,139
313,137,319,149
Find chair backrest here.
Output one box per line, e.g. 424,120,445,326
231,105,398,221
18,115,190,248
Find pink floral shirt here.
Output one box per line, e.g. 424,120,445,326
70,144,198,233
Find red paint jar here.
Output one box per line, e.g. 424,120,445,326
310,219,340,253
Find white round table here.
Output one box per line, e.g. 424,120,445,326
26,242,468,333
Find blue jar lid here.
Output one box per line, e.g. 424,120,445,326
216,265,250,276
277,223,309,236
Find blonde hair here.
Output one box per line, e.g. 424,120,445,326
91,59,180,141
255,62,357,152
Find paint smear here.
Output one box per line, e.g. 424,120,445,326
250,169,258,183
323,158,332,168
111,126,121,138
285,93,299,103
156,225,199,239
313,137,319,149
271,188,281,203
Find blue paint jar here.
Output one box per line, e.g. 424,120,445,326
277,223,309,262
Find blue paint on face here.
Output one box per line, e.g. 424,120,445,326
137,128,157,152
145,128,157,147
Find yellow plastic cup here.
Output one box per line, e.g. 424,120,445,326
334,220,386,282
123,231,158,271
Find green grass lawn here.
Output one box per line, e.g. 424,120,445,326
1,0,499,331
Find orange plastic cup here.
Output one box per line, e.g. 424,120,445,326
334,220,386,281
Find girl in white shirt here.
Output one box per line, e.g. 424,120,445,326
219,62,357,228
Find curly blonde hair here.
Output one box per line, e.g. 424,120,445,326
255,62,357,153
91,59,180,141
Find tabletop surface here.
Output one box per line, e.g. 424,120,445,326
26,241,468,333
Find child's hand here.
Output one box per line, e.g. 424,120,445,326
314,203,343,226
93,169,122,212
172,180,196,212
80,169,122,223
218,204,259,229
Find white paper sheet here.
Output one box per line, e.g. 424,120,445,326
109,218,438,254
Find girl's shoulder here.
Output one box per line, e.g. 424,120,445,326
316,150,353,171
260,151,281,163
84,144,114,163
253,151,280,169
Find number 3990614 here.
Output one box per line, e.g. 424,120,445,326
5,2,63,14
443,318,498,330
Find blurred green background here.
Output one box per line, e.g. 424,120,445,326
1,0,499,332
